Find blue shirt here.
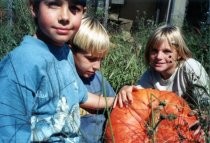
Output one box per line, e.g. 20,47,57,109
0,35,88,142
79,71,115,143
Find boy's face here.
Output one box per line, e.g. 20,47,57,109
31,0,86,46
73,51,104,78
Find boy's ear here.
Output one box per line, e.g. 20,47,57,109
30,5,37,18
82,7,87,18
83,7,87,15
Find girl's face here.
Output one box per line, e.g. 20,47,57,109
73,51,103,78
149,39,179,79
32,0,85,46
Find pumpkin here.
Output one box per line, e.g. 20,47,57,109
104,88,204,143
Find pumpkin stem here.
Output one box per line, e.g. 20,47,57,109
147,93,178,142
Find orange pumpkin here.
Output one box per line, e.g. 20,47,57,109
104,88,204,143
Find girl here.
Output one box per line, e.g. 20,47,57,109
117,25,210,108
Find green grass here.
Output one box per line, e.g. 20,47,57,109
101,31,146,92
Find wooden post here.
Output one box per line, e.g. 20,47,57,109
103,0,109,28
169,0,188,27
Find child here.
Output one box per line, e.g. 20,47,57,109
0,0,121,142
116,25,210,108
71,17,115,143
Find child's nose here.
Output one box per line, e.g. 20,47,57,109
59,7,70,25
156,52,163,59
93,61,101,70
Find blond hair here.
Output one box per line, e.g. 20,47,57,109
144,25,192,66
72,17,110,57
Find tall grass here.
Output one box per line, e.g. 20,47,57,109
101,32,145,92
183,24,210,75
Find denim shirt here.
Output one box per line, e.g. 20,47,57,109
0,36,88,142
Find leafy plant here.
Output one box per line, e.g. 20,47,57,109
0,0,34,59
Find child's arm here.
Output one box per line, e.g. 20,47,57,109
113,85,143,108
80,92,115,109
184,59,210,104
81,88,139,109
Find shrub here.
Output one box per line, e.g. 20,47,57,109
0,0,34,59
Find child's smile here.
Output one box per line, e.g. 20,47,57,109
149,39,179,79
33,0,85,46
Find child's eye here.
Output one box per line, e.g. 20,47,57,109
150,48,158,54
69,5,83,14
86,56,103,62
87,57,98,62
163,49,172,54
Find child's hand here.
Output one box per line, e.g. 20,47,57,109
113,85,142,108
